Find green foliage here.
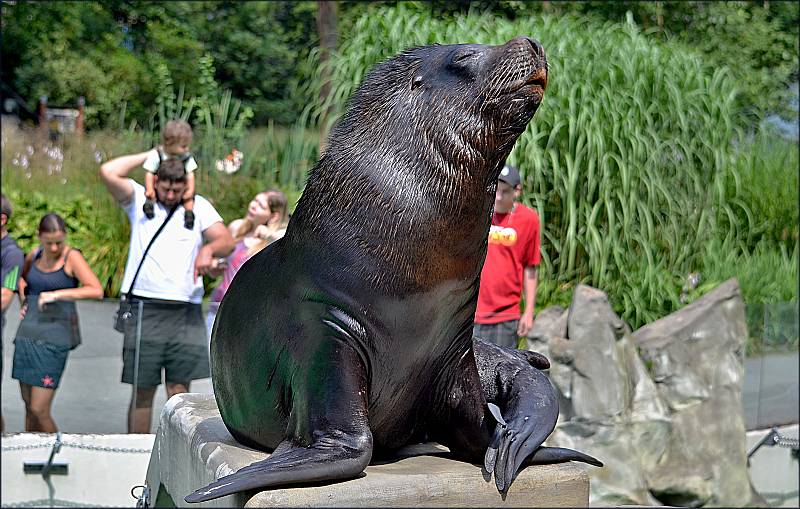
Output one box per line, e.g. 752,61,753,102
744,301,799,356
190,1,318,125
6,1,793,128
691,238,798,308
727,130,799,250
1,1,152,129
298,4,798,330
2,123,132,295
240,122,318,190
1,1,318,128
645,1,798,121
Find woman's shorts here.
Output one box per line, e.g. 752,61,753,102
11,338,70,389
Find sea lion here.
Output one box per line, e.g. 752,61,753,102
186,36,600,503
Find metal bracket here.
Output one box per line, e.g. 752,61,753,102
132,484,151,508
23,432,69,476
747,427,800,466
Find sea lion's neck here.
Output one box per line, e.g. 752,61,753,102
290,151,497,291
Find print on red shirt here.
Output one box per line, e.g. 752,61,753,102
475,204,540,325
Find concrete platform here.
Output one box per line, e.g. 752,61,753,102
146,393,590,507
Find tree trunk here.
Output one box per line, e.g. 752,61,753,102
656,1,663,29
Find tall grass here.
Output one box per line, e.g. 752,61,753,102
238,122,319,191
296,4,798,329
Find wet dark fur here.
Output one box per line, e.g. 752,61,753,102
186,37,599,504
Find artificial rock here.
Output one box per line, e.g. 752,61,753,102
531,279,757,507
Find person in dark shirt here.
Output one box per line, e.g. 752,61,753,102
12,214,103,432
1,194,24,432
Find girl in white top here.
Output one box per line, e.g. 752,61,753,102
206,190,290,339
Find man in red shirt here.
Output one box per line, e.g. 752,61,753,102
473,164,541,349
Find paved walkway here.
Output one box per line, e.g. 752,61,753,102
2,299,211,433
2,299,798,433
744,351,800,429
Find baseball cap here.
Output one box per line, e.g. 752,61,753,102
498,164,521,187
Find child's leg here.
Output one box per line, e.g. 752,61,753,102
183,173,196,229
143,171,156,218
144,172,156,200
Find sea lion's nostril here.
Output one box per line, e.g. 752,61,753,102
525,38,544,57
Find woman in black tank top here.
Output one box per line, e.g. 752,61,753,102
12,214,103,432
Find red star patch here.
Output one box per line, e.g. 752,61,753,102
41,375,55,388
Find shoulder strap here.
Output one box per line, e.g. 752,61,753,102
127,204,178,297
62,247,74,277
22,249,39,279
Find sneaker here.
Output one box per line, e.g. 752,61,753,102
143,200,155,219
184,210,195,230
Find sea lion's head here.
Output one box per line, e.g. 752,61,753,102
332,37,548,183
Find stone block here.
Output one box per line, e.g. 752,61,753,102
145,393,590,507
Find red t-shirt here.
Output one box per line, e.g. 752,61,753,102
474,203,540,324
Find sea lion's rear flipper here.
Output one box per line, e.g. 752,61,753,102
472,338,601,493
525,446,603,467
184,433,373,503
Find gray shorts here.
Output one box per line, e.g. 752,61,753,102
121,297,209,387
473,320,520,349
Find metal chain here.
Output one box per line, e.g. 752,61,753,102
60,441,152,453
0,442,53,451
773,432,799,449
3,498,129,508
2,440,151,453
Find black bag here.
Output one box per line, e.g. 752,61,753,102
113,204,178,333
113,294,135,333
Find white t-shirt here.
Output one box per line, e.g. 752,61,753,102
120,180,223,303
142,148,198,174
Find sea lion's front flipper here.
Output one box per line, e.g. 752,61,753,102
184,433,373,503
186,339,373,503
472,338,601,493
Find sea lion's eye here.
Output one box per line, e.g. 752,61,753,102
452,50,476,64
411,76,423,89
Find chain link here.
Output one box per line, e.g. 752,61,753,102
2,440,152,453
